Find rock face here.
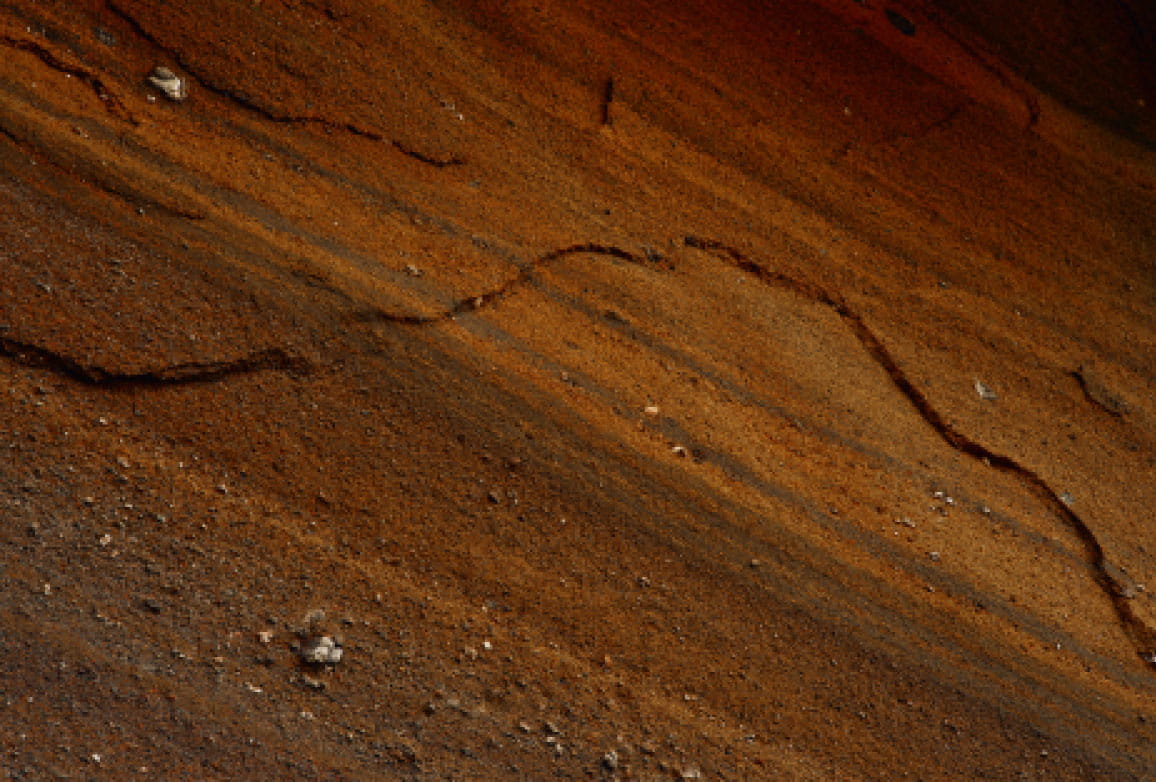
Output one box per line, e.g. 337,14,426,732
0,0,1154,778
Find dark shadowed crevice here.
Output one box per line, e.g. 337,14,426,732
0,336,312,387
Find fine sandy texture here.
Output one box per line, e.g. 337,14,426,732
1,1,1154,778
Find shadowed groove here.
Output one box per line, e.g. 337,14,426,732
0,337,312,387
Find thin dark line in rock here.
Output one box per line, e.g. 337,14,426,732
681,235,1155,670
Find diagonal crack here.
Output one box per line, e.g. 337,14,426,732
682,235,1156,670
351,233,1156,669
0,33,135,123
918,11,1041,130
106,2,463,167
351,243,660,325
0,336,312,387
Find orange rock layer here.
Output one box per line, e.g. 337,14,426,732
1,0,1154,777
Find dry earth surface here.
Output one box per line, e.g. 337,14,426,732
1,0,1155,778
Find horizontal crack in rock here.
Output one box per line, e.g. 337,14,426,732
0,336,311,387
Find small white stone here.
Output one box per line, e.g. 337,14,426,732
147,65,187,101
975,379,998,400
299,635,343,665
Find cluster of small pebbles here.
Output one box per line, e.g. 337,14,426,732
299,635,344,665
293,608,344,666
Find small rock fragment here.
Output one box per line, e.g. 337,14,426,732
974,379,998,401
602,750,620,770
299,635,343,665
147,66,187,101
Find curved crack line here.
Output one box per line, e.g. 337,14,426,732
681,236,1156,669
351,243,660,325
0,34,135,123
105,2,463,168
1072,366,1131,419
918,10,1041,130
890,100,969,146
349,234,1156,677
0,337,312,387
